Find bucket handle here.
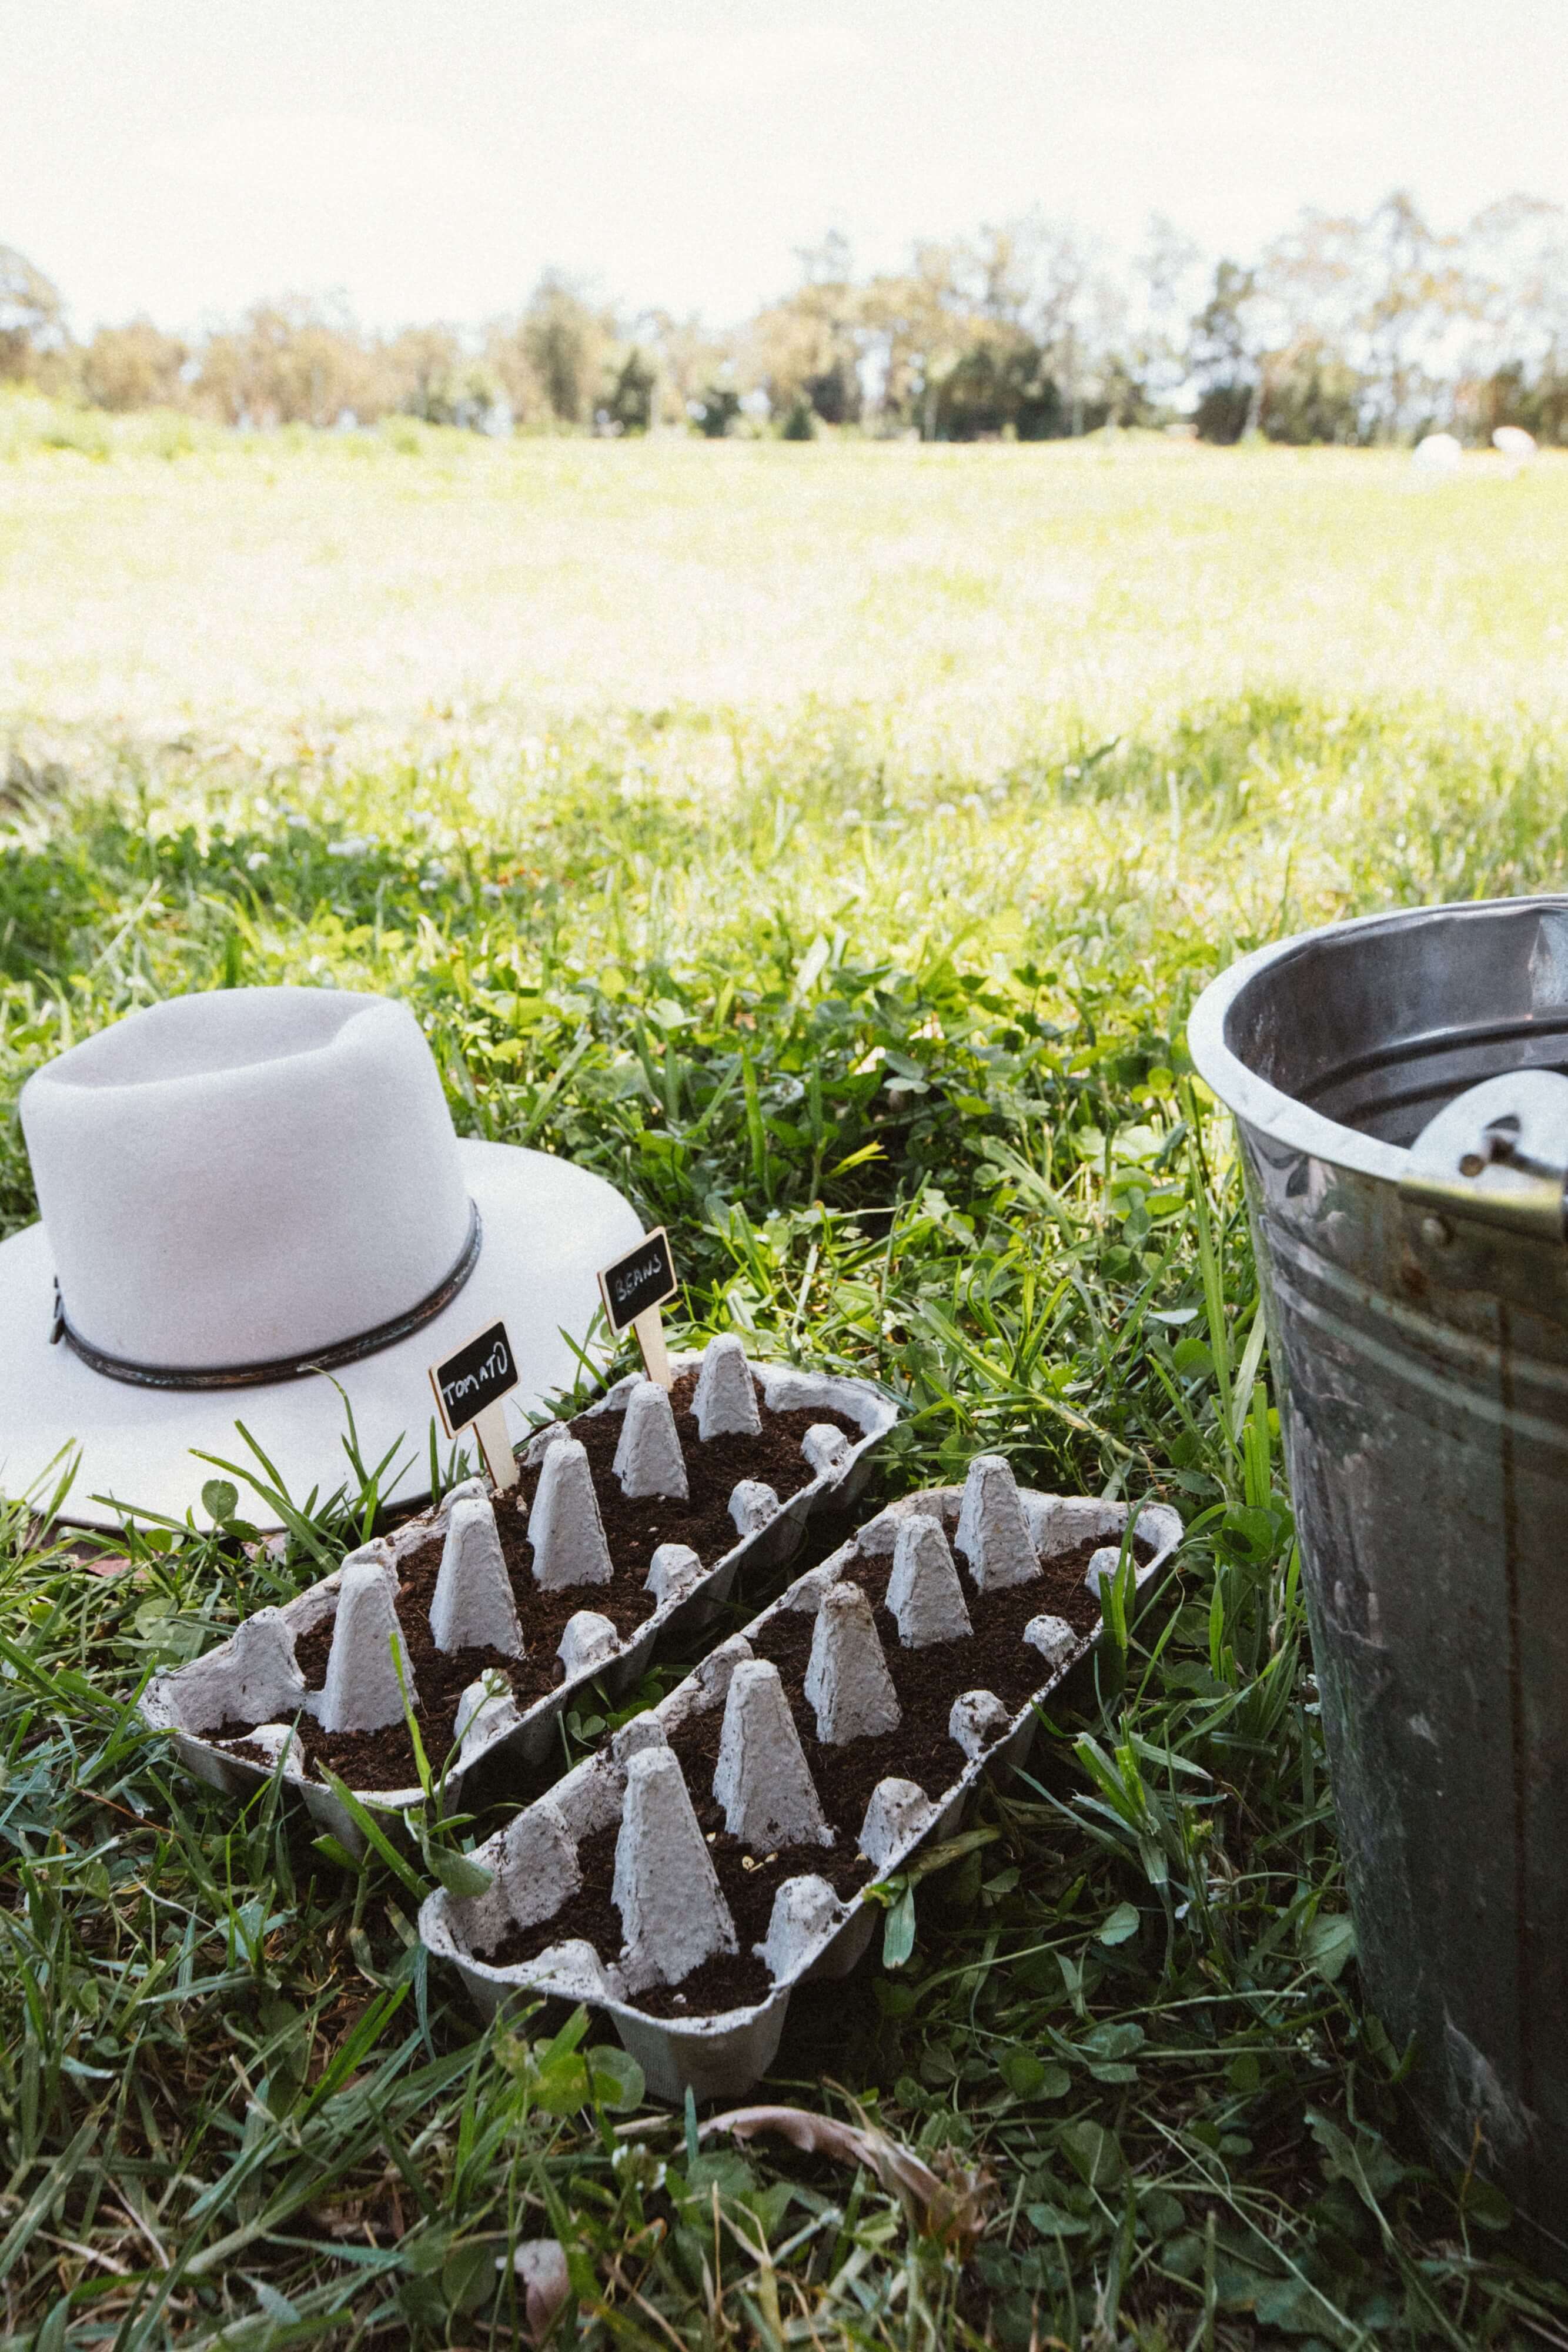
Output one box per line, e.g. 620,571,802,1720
1400,1071,1568,1244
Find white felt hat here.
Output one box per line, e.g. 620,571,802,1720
0,987,644,1530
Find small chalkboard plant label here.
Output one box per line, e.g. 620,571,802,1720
598,1226,679,1388
429,1317,521,1491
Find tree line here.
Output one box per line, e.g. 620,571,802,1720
4,189,1567,445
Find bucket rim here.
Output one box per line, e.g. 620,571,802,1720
1186,894,1568,1180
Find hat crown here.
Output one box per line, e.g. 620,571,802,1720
21,988,473,1374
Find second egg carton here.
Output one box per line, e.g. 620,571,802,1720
141,1340,900,1853
420,1460,1183,2100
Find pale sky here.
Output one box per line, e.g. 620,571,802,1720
4,0,1566,335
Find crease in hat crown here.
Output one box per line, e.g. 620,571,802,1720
21,987,477,1377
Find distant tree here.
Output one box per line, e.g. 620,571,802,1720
857,243,979,436
744,296,861,425
82,319,188,411
852,220,1130,439
0,245,65,381
602,346,657,433
1190,260,1262,440
381,324,463,421
930,323,1062,439
1251,211,1362,358
489,275,616,429
1130,214,1204,410
194,297,377,426
483,324,545,428
1094,353,1164,430
941,213,1136,434
690,380,741,437
1465,195,1568,359
1355,192,1469,439
640,310,734,429
1246,195,1507,442
1473,358,1568,444
1452,195,1568,441
1259,336,1365,443
743,236,864,426
987,213,1108,432
192,330,244,425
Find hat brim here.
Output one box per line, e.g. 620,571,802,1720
0,1141,645,1532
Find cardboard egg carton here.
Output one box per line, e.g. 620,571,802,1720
419,1459,1183,2102
141,1341,900,1853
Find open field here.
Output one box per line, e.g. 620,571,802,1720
5,408,1568,763
4,416,1568,2347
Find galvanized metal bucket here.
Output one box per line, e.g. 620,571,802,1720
1189,896,1568,2247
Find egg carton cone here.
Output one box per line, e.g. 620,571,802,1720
691,1332,762,1439
713,1658,833,1850
140,1348,900,1857
419,1472,1182,2103
612,1382,689,1502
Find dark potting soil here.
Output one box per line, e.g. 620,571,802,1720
486,1524,1149,2017
219,1369,864,1791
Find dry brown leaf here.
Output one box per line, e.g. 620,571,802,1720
510,2236,571,2344
83,1554,132,1578
306,2199,367,2240
700,2103,994,2256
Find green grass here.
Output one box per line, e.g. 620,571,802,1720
4,418,1568,2346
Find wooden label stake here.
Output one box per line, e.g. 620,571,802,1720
472,1398,520,1492
598,1227,680,1392
631,1303,673,1389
